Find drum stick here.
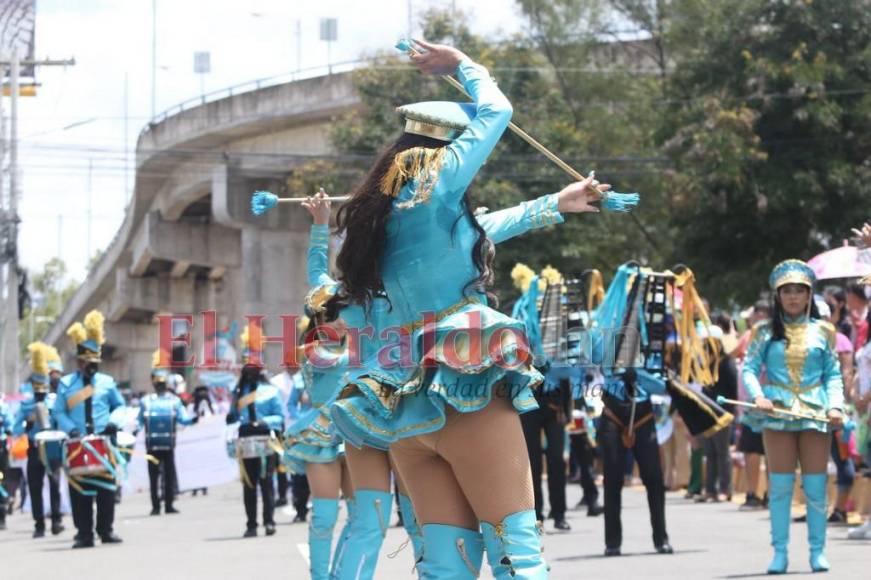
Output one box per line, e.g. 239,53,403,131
716,396,829,423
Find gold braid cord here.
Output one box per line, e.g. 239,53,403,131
586,269,605,313
671,268,720,386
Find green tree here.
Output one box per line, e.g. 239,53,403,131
20,258,80,356
659,0,871,302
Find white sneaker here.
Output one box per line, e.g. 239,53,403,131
847,520,871,540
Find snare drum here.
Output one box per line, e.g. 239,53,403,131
65,435,112,476
237,435,272,459
145,412,175,451
34,430,67,467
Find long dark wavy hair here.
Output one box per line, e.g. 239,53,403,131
770,287,821,343
336,132,495,309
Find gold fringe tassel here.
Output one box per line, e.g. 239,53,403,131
380,147,446,206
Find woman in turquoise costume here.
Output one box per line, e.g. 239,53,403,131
281,191,381,580
330,40,607,579
309,179,591,576
742,259,844,574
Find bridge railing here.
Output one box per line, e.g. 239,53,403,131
141,59,367,136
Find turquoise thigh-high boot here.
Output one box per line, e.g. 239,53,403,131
802,473,830,573
332,489,392,580
481,510,548,579
766,473,795,575
397,494,424,568
419,524,484,579
330,497,356,577
310,499,340,580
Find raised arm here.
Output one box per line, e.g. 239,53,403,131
477,194,563,244
439,59,512,203
303,190,334,288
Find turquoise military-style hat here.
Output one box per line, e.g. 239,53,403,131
396,101,476,141
769,259,816,291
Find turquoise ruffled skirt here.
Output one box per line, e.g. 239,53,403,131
284,407,344,474
331,303,543,449
741,410,830,434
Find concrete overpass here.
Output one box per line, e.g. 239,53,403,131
40,69,361,390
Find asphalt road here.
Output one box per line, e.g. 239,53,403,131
1,479,869,579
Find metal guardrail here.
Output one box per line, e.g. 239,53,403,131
141,59,367,134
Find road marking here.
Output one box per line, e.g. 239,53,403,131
297,542,310,564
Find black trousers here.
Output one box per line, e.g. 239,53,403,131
26,447,62,527
276,468,289,502
599,395,668,550
147,449,178,511
242,455,276,528
569,433,599,507
521,402,568,521
69,479,115,539
291,473,310,517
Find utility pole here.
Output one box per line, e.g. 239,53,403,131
151,0,157,118
124,72,129,202
0,52,75,393
2,49,21,395
296,19,302,71
87,158,92,262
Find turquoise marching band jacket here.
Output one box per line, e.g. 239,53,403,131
55,371,125,435
741,315,844,432
137,392,193,430
226,381,284,432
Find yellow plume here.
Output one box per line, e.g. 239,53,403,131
152,349,166,369
67,322,87,345
539,265,563,289
511,263,536,292
297,315,310,333
83,310,105,345
240,325,250,349
28,342,49,377
46,345,61,364
587,269,605,312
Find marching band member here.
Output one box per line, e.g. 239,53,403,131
330,40,607,578
324,168,597,575
743,260,844,574
139,350,195,516
284,362,312,523
512,265,574,532
591,263,676,557
286,194,368,580
55,310,125,548
13,343,65,537
225,332,284,538
0,398,13,531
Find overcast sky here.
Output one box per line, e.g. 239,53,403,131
14,0,524,282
